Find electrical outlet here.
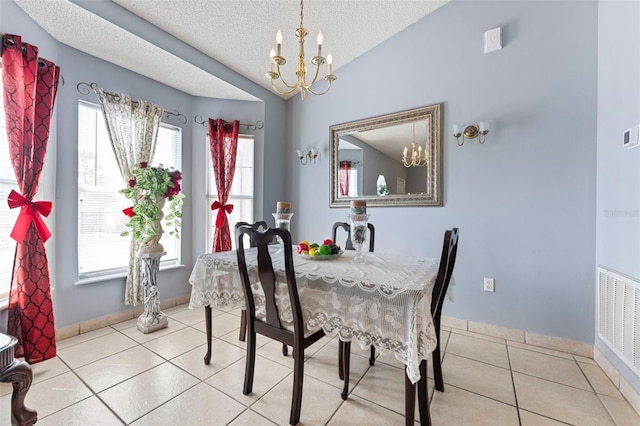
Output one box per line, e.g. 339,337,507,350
483,278,495,292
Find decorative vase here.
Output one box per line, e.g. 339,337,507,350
139,195,165,255
272,212,294,254
348,213,370,264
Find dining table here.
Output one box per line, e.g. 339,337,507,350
188,246,448,423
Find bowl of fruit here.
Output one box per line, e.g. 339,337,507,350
296,239,343,260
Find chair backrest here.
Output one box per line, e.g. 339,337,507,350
235,223,305,338
331,222,375,252
235,221,268,248
430,228,459,322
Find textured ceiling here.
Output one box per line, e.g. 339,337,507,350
14,0,450,101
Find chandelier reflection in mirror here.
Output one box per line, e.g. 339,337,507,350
266,0,336,100
402,121,429,168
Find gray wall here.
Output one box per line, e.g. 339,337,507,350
0,0,288,328
288,0,598,345
595,0,640,396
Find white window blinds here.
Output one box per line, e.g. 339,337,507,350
77,101,182,277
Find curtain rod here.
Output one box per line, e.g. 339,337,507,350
1,32,65,86
76,82,188,124
194,115,264,131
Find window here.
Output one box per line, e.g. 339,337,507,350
77,101,182,278
347,168,359,197
0,78,19,303
206,136,254,251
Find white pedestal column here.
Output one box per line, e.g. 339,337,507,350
137,251,168,334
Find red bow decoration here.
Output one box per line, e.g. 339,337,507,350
7,189,53,243
123,206,136,217
211,200,234,229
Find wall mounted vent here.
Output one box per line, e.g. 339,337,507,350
597,267,640,375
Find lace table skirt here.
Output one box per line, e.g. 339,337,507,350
189,248,445,384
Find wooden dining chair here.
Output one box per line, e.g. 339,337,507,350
236,223,326,426
331,221,375,252
203,221,269,365
339,227,459,423
236,221,268,343
405,227,459,425
332,221,376,399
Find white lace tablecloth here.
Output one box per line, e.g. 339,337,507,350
189,248,444,384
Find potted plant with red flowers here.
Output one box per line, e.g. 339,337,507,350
120,162,185,254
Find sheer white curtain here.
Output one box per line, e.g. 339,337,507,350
94,87,164,305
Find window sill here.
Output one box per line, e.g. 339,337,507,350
74,263,186,286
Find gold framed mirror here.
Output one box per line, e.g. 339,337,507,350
329,103,442,207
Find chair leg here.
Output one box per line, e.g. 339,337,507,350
243,326,256,395
418,360,431,425
239,309,247,342
405,373,415,425
204,306,212,365
432,341,444,392
341,341,351,400
282,344,289,357
338,340,344,380
290,345,304,425
369,345,376,366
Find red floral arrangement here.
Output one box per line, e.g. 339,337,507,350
120,162,185,241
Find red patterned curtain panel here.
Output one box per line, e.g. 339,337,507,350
2,34,59,363
339,160,351,196
208,118,239,252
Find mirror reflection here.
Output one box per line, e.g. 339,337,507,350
330,104,441,207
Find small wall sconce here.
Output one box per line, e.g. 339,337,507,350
296,147,319,165
453,121,491,146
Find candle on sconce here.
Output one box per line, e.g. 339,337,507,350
317,31,323,57
276,29,283,56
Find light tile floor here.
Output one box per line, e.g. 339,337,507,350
2,303,640,425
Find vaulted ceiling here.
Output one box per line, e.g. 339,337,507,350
14,0,450,101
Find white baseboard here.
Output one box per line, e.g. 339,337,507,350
442,315,640,416
56,293,191,340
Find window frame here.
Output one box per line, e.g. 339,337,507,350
76,100,183,282
205,134,255,252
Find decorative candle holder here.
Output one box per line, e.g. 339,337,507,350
272,212,294,254
348,213,370,264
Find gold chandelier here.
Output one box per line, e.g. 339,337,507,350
402,122,428,168
266,0,336,100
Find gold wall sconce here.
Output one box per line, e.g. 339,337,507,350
452,121,491,146
296,147,318,165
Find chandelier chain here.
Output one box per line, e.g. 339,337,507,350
300,0,304,28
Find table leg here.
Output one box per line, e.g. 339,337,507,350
239,309,247,342
341,341,351,400
204,306,212,365
0,360,37,426
405,361,431,426
405,372,415,425
417,360,431,425
338,340,344,380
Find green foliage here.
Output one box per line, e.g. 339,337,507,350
120,162,185,242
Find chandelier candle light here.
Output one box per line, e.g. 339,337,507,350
266,0,336,100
